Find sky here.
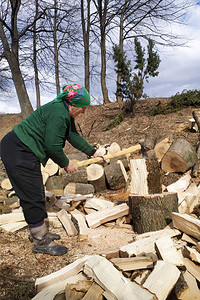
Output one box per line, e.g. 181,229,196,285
0,2,200,113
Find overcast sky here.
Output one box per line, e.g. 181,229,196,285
1,1,200,113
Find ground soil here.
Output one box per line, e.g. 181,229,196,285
0,98,200,300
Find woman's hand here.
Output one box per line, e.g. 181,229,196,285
64,161,77,173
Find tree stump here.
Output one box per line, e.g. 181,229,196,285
104,161,127,190
62,167,88,186
129,192,178,234
161,139,198,173
87,164,106,192
130,158,162,195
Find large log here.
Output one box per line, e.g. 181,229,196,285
62,167,88,186
129,192,178,233
130,158,162,195
161,139,198,173
154,134,174,161
104,161,126,190
87,164,106,192
64,182,95,195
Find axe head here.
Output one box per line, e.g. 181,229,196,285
139,141,148,158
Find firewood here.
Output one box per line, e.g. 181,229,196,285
57,209,78,236
83,255,156,300
161,139,198,173
143,260,181,300
62,167,88,186
166,173,191,204
104,161,127,190
107,142,121,155
32,273,87,300
1,178,12,190
81,283,104,300
85,203,129,228
0,212,25,225
41,158,58,176
129,193,178,233
110,256,153,272
0,221,27,233
41,171,49,185
172,212,200,240
84,197,114,211
64,183,95,195
182,246,200,264
45,176,64,192
65,280,93,300
175,270,200,300
154,134,174,161
72,214,88,240
145,132,160,151
87,164,106,192
155,235,184,267
182,257,200,282
181,233,198,245
120,228,181,258
130,158,162,195
35,255,92,292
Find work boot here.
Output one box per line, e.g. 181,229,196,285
28,232,61,243
29,221,68,256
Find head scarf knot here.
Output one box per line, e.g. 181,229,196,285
53,84,90,107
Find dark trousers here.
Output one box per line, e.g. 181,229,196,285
0,131,47,225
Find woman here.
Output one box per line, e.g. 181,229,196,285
0,84,102,256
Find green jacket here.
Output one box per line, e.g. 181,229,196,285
14,100,95,167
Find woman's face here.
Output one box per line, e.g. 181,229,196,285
68,106,87,118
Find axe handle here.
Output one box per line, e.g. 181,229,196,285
74,144,141,168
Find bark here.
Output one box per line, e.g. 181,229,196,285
81,0,90,92
33,0,41,108
54,0,60,94
0,4,33,119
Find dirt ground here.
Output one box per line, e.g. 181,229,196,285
0,98,200,299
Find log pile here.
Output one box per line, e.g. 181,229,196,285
31,212,200,300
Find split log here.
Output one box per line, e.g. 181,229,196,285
81,283,104,300
72,214,88,240
120,228,181,258
65,279,93,300
32,274,87,300
87,164,106,192
132,270,151,285
64,183,95,195
0,212,25,225
155,235,184,267
143,260,181,300
35,255,92,292
1,178,12,190
0,221,27,233
41,171,50,185
175,270,200,300
41,159,58,176
154,134,174,161
110,256,153,272
183,257,200,282
130,158,162,195
182,246,200,264
107,142,121,155
161,139,198,173
83,255,156,300
166,173,191,203
172,212,200,240
104,161,127,190
62,167,88,186
57,209,78,236
129,192,178,233
85,203,129,228
84,197,114,211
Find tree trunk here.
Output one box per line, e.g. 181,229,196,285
54,0,60,94
0,11,33,119
81,0,90,92
33,0,41,108
129,192,178,234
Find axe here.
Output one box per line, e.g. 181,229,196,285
74,141,147,168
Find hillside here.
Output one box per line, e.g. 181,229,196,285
0,98,200,299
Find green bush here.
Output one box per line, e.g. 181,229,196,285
149,89,200,116
103,110,124,131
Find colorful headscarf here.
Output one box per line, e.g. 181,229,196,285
53,84,90,107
